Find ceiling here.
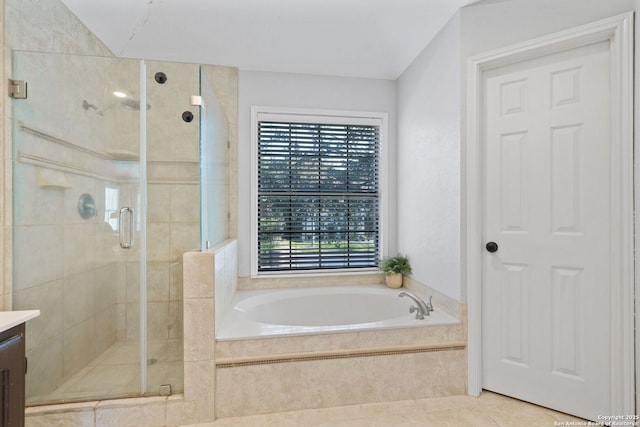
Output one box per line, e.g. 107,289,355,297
59,0,478,80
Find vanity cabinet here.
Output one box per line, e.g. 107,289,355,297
0,312,39,427
0,324,25,427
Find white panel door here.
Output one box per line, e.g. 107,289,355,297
482,40,610,420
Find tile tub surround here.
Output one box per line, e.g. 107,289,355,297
215,347,466,418
214,245,467,418
218,264,466,417
215,297,467,417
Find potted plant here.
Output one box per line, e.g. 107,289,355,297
380,254,412,288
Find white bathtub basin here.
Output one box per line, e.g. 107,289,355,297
216,285,460,340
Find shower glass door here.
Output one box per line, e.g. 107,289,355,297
199,66,230,250
11,51,148,404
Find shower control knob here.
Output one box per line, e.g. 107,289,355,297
485,242,498,253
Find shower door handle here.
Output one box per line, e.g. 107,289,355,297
119,207,134,249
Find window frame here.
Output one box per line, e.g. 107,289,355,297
250,106,389,277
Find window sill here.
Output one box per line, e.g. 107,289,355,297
251,268,381,280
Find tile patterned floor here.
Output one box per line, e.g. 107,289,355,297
185,392,589,427
27,342,594,426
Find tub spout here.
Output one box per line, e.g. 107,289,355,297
398,291,429,319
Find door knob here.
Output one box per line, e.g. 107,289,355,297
486,242,498,253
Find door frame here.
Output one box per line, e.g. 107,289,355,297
465,12,634,414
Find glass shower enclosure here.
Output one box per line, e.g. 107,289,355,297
10,51,229,406
199,70,229,250
12,51,152,404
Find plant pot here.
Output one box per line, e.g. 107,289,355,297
385,273,403,288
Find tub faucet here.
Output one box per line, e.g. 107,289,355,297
398,291,430,319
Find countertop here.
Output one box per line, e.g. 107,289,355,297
0,311,40,334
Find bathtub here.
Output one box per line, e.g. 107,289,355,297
216,285,460,340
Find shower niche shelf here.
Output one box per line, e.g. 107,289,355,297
37,170,71,190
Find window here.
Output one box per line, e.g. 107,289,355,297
253,109,385,273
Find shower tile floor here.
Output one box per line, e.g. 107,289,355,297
186,392,588,427
29,339,183,404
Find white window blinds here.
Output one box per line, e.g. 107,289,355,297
257,120,380,272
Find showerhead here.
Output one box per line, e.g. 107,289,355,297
82,96,151,116
82,99,106,116
82,100,96,111
120,98,151,111
82,99,103,115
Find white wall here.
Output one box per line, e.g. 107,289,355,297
460,0,635,59
396,13,462,301
395,0,636,303
459,1,635,305
237,71,397,277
